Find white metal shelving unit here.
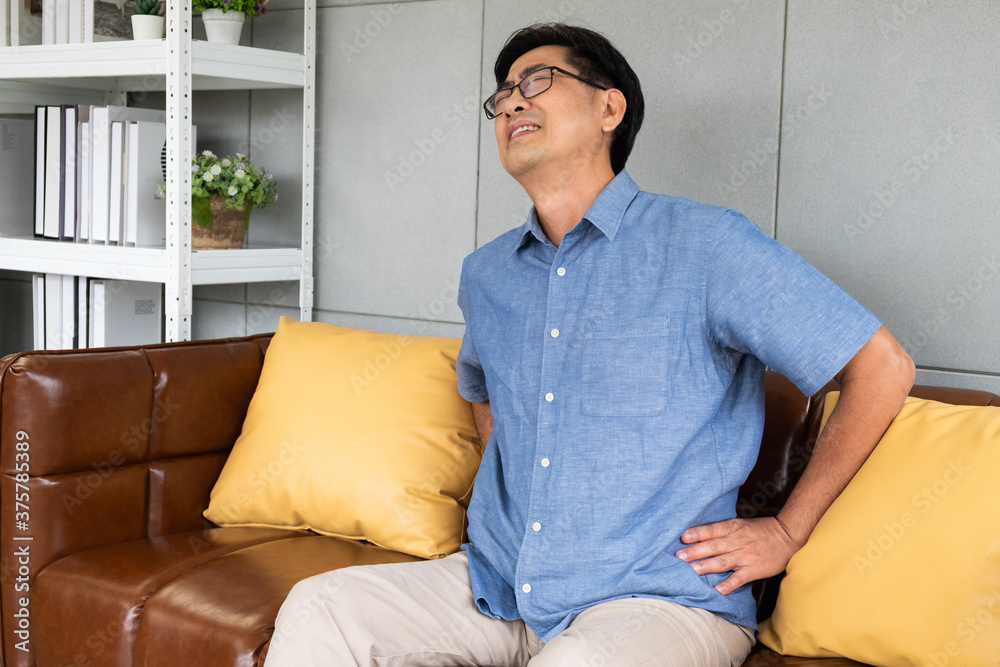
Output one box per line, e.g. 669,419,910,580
0,0,316,342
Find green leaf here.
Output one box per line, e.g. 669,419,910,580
192,196,213,229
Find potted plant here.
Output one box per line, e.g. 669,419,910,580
130,0,165,40
194,0,269,45
157,150,278,249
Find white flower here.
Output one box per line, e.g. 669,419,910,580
234,168,246,179
203,173,214,182
210,164,222,176
191,164,200,173
201,150,216,158
228,185,238,196
221,158,231,167
236,153,246,160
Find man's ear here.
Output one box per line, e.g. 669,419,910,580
600,88,627,135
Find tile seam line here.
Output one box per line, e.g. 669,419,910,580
772,0,790,241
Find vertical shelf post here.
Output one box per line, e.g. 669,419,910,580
299,0,316,322
165,0,194,341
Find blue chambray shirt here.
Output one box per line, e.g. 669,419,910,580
456,170,882,641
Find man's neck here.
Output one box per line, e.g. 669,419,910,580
521,164,616,248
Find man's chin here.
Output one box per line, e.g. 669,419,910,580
501,151,543,181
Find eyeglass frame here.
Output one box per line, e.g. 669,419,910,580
483,65,610,120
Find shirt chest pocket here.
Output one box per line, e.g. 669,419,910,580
579,317,672,417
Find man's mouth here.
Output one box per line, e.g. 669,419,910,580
510,125,540,140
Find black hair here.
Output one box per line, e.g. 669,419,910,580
493,23,644,175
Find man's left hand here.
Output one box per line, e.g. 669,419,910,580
674,517,803,595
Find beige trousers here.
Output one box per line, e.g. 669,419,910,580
264,551,755,667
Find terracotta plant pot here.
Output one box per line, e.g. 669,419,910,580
192,196,248,249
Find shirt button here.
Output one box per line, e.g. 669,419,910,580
532,522,541,532
550,328,559,338
522,583,531,594
557,267,566,276
540,457,550,467
545,392,554,402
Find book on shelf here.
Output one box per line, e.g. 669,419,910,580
89,105,109,243
0,115,35,238
19,104,187,246
78,117,91,241
87,278,102,345
107,119,123,245
82,0,94,42
1,0,8,48
33,106,45,236
76,270,88,348
55,0,69,45
125,120,166,247
31,273,44,349
41,0,54,44
90,105,168,245
42,105,62,239
61,272,76,347
31,0,134,45
42,272,74,348
8,0,43,47
42,272,56,346
68,0,83,44
88,278,162,347
30,273,162,349
61,104,77,240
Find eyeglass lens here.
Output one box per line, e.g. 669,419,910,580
489,69,554,117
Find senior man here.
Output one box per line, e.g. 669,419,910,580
265,23,914,666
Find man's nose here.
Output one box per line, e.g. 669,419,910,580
505,88,531,116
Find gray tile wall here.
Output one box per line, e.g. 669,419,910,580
775,0,1000,392
3,0,997,395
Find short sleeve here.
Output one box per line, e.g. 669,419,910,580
707,210,882,396
456,263,489,403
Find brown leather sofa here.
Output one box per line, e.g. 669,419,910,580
1,334,996,667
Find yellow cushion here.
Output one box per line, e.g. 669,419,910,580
204,317,483,559
759,392,1000,664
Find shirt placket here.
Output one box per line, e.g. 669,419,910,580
514,240,571,623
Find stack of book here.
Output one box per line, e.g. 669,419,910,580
0,105,196,245
1,0,139,47
31,273,162,349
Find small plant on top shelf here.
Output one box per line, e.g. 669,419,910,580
130,0,165,40
193,0,270,17
132,0,165,15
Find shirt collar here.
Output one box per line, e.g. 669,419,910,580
508,170,640,258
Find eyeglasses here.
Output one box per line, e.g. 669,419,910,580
483,66,609,120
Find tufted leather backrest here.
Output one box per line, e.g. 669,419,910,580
0,335,271,666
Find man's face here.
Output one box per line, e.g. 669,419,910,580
493,45,608,181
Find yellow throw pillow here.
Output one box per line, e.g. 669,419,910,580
759,392,1000,665
204,317,483,559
